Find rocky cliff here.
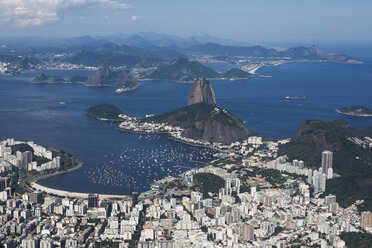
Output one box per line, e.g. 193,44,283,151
187,78,217,106
142,78,253,144
142,102,253,144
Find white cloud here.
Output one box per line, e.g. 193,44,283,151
99,0,131,9
131,15,142,21
0,0,131,27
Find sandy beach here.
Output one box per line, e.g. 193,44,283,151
31,182,130,200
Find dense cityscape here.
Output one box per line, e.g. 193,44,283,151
1,128,372,247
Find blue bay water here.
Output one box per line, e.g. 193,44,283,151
0,59,371,195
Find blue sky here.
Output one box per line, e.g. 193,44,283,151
0,0,371,42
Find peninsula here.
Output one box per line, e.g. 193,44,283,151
86,103,126,121
117,78,254,144
336,106,372,117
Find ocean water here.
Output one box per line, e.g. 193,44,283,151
0,59,372,194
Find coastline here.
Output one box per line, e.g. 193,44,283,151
30,162,131,199
336,109,372,117
116,126,221,152
31,182,130,200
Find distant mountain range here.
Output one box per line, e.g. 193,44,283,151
0,32,362,78
186,43,361,64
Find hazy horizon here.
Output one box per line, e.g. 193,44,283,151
1,0,372,43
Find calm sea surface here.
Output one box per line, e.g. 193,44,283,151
0,58,372,194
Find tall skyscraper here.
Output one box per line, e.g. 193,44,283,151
88,194,99,208
321,150,333,174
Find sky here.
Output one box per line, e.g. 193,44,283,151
0,0,371,43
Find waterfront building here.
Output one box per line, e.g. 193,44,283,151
88,194,99,208
29,192,44,204
132,192,139,207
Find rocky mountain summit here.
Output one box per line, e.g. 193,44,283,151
143,78,253,144
187,78,217,106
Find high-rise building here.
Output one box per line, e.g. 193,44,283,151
251,186,256,197
307,169,312,184
319,173,326,192
327,167,333,179
321,150,333,174
40,238,54,248
325,194,336,204
132,192,138,207
361,211,372,228
241,224,254,241
298,160,304,169
225,178,231,189
25,151,32,164
0,177,8,191
29,192,44,204
88,194,99,208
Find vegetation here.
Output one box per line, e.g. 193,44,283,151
193,172,225,198
221,68,251,79
337,106,372,116
69,75,88,83
340,232,372,248
279,120,372,211
95,241,120,248
142,102,253,143
32,73,65,83
11,144,51,166
86,103,124,120
146,57,219,81
52,149,79,169
85,67,140,89
9,168,26,195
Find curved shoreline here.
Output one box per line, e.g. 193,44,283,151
336,110,372,117
29,160,130,199
31,182,130,200
115,126,221,151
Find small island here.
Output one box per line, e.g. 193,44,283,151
336,106,372,117
32,73,65,83
220,68,251,80
86,103,126,121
